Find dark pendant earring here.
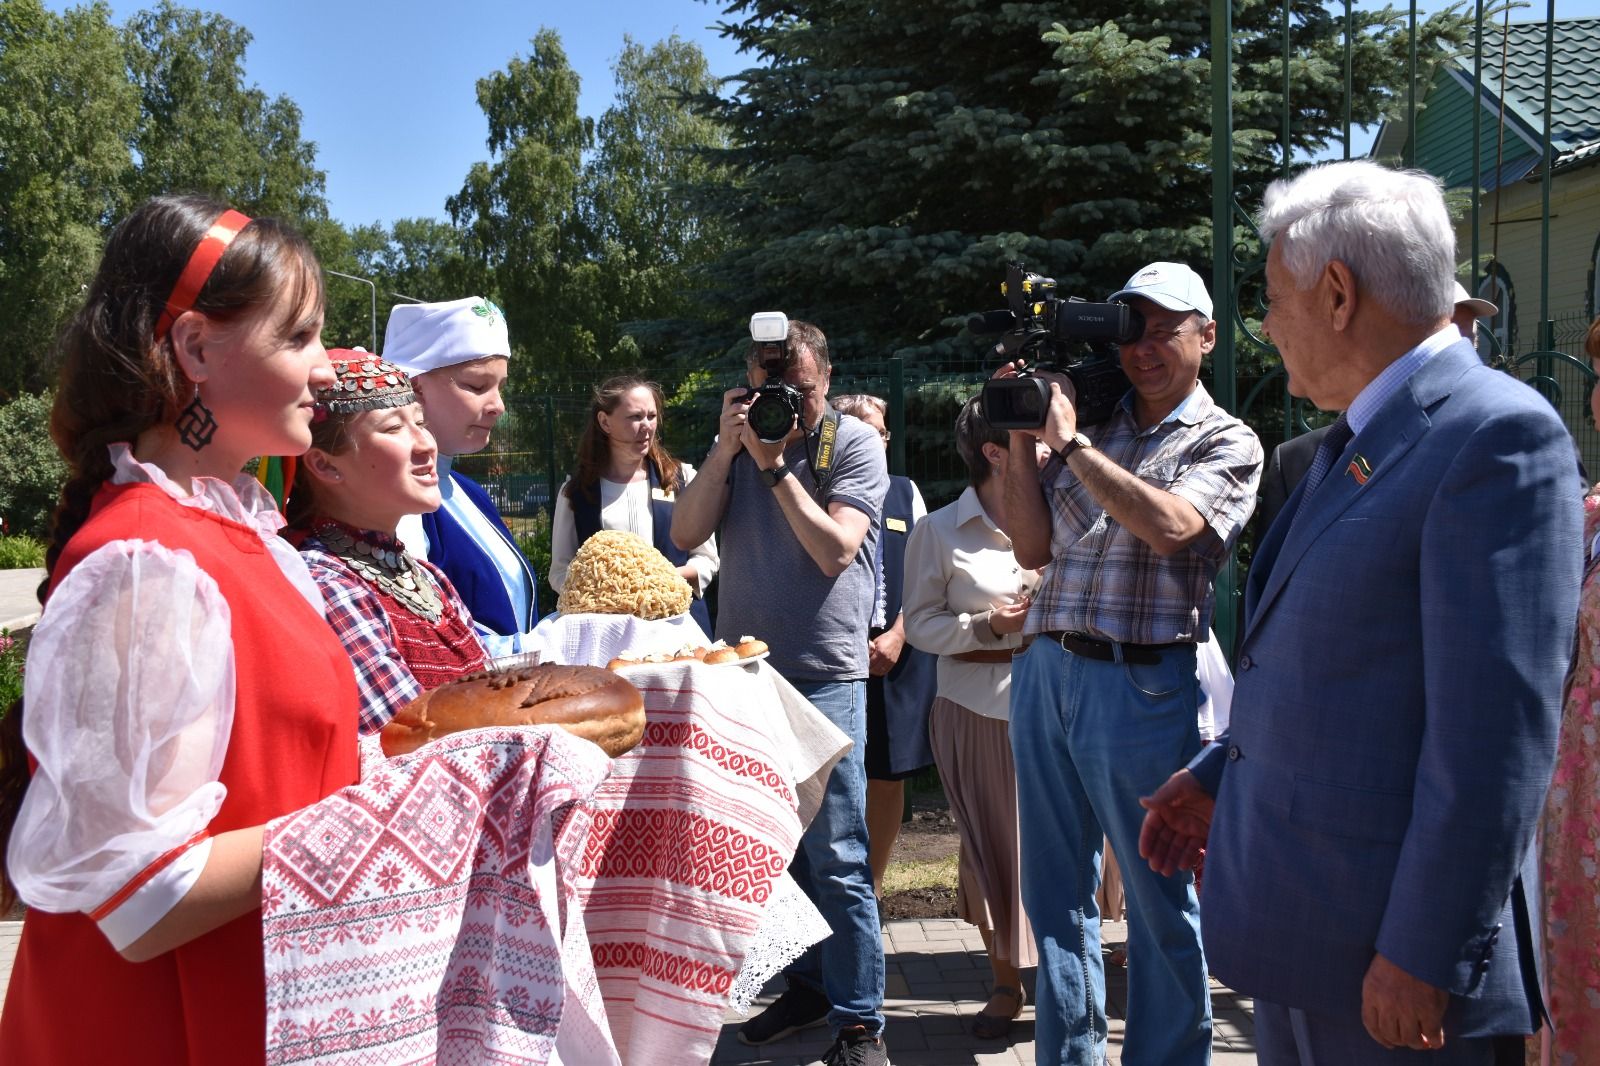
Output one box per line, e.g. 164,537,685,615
176,385,218,451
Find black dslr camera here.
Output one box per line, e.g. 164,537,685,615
744,312,805,443
974,262,1144,430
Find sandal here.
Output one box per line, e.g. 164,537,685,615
971,985,1025,1040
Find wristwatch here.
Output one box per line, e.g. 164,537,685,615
1055,432,1093,463
759,463,793,488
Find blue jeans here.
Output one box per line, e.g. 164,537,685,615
1009,638,1212,1066
786,678,885,1035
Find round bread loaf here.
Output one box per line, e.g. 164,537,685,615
380,663,646,759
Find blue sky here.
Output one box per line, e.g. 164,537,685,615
46,0,1596,229
50,0,751,228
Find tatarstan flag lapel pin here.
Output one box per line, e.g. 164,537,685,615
1346,453,1372,485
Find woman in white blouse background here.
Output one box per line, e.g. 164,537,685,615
902,396,1045,1042
550,374,718,634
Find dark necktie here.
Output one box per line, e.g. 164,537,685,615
1290,414,1353,528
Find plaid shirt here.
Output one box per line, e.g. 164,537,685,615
1025,383,1262,644
303,547,479,735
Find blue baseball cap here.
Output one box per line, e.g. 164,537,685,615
1108,262,1213,320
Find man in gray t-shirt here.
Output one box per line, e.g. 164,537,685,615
672,320,891,1065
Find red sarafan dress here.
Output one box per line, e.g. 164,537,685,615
0,456,359,1065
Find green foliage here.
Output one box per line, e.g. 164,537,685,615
449,29,734,411
0,0,138,397
0,391,68,538
449,29,594,383
122,1,328,221
0,628,24,717
513,508,558,618
0,0,331,395
660,0,1468,372
0,538,44,570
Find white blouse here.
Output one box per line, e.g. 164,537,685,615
547,462,720,595
901,487,1039,721
8,445,324,950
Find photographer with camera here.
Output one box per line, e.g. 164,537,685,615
1000,263,1262,1066
671,317,891,1066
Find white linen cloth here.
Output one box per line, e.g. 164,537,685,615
529,611,848,1065
9,444,324,949
261,726,619,1066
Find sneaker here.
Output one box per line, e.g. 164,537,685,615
819,1025,889,1066
737,984,830,1046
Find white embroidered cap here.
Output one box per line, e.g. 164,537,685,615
382,296,511,376
1108,262,1214,321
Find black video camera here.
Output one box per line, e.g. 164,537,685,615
744,312,805,443
973,262,1144,430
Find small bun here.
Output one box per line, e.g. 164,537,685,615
736,638,769,658
704,647,740,665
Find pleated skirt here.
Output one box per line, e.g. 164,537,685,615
927,696,1038,969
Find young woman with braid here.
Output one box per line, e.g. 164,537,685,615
0,196,360,1064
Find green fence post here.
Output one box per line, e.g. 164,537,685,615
543,394,557,515
889,356,907,477
1211,0,1240,659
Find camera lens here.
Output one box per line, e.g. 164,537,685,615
748,390,797,443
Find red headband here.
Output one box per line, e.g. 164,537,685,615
153,208,253,340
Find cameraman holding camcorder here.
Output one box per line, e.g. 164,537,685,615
671,317,891,1066
998,262,1261,1066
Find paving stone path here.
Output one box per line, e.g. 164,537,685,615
714,918,1258,1065
0,917,1258,1063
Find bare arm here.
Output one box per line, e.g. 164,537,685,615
1062,447,1208,557
1030,376,1207,558
1004,430,1055,571
120,827,264,962
765,469,872,577
671,387,749,551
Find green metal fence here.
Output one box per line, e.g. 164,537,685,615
459,2,1587,654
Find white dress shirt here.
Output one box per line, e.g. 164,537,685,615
902,486,1038,721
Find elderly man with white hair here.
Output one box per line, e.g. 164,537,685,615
1140,160,1581,1064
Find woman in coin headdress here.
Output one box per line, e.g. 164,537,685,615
285,351,491,733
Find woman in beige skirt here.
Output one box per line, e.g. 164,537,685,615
902,396,1043,1040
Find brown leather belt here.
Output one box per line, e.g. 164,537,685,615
1040,630,1194,666
949,648,1017,664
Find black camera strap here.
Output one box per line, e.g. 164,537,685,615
808,408,842,502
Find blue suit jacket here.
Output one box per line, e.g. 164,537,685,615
1194,339,1582,1036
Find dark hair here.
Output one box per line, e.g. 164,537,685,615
955,395,1008,488
745,319,830,377
283,413,359,530
0,194,322,910
564,374,682,504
